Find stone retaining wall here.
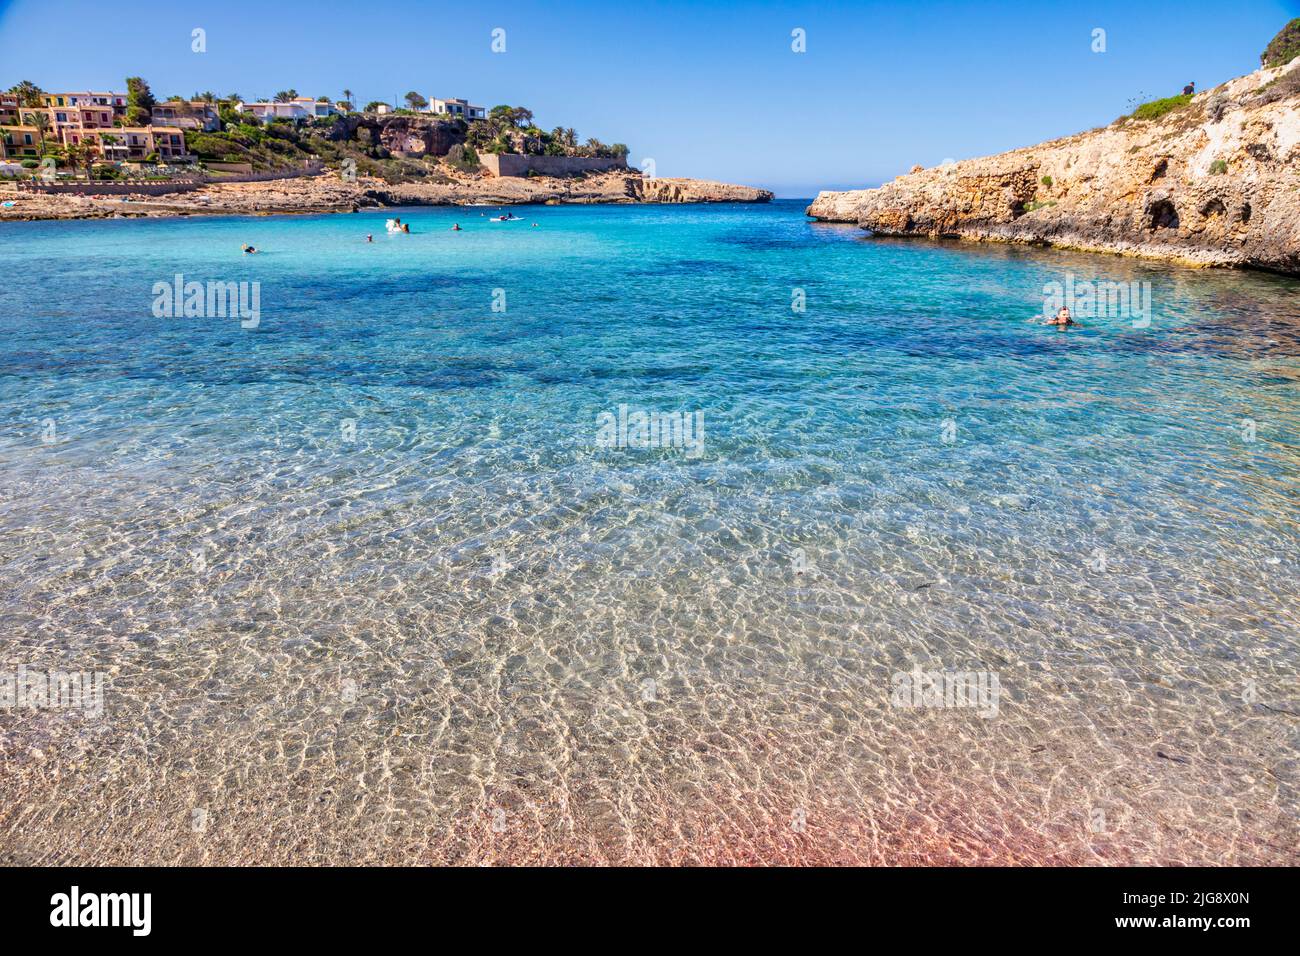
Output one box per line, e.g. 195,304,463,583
18,162,324,195
478,154,627,178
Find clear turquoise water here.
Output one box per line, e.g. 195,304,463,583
1,201,1297,864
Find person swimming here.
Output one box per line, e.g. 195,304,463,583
1046,306,1076,327
365,234,373,243
452,224,462,231
241,244,257,254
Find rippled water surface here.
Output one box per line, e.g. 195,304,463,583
1,201,1297,864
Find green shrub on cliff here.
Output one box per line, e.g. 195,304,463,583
445,144,479,172
1129,93,1192,121
1209,159,1228,175
1261,18,1300,68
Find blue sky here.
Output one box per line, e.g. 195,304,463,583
2,0,1296,195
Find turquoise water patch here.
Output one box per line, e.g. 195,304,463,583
0,201,1296,864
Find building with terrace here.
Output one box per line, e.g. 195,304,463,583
151,100,220,132
237,98,339,121
429,97,486,120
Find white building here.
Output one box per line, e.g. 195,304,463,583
429,97,486,120
237,97,338,121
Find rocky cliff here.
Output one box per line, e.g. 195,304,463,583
329,114,467,158
1,170,771,220
626,176,774,203
808,55,1300,274
361,171,770,206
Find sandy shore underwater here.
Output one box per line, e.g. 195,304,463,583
0,203,1296,865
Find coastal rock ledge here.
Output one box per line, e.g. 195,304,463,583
807,56,1300,274
0,171,771,221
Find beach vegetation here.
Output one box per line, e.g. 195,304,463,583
1252,65,1300,105
445,144,479,172
1020,199,1057,214
404,91,428,111
1261,18,1300,68
1128,94,1193,122
1040,175,1053,188
1209,159,1228,174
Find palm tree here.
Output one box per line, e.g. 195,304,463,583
25,110,51,157
65,141,94,180
343,89,354,111
8,80,44,107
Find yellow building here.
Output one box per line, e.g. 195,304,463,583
0,125,43,160
2,91,193,164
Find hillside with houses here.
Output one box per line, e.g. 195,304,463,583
1,78,632,185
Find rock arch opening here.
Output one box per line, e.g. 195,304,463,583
1148,198,1180,231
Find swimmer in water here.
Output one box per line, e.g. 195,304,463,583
1046,306,1076,327
241,244,257,254
452,224,462,231
366,234,373,243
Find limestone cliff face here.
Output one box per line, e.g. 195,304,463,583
628,177,773,203
329,114,467,158
807,57,1300,274
0,170,772,220
369,172,771,206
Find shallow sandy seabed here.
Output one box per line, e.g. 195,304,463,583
1,206,1296,866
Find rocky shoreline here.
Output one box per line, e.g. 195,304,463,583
0,169,772,222
807,56,1300,275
